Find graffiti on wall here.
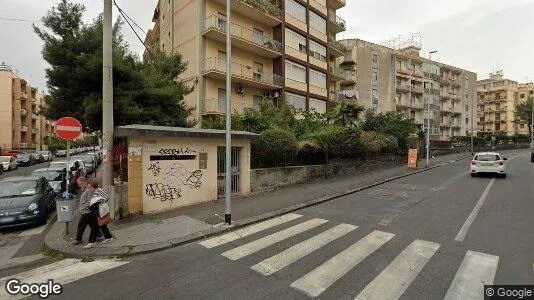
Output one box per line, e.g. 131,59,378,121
145,183,182,203
148,162,161,177
158,148,196,155
163,162,203,189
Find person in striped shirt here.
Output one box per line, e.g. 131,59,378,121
87,178,113,242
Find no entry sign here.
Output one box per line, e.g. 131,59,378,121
55,117,83,141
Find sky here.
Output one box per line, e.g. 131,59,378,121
1,0,533,92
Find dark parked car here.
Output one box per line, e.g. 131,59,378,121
49,161,85,183
29,152,45,163
16,154,35,166
75,155,97,175
0,176,56,228
31,168,75,194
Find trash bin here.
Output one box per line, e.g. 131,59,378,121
56,192,75,223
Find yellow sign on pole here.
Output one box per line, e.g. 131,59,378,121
407,149,418,169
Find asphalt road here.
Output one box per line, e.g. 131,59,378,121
4,150,534,300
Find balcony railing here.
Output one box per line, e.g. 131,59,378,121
203,15,282,54
239,0,283,20
412,69,424,77
396,66,411,75
20,109,27,116
201,98,223,115
32,113,39,120
21,126,28,132
328,40,345,56
328,13,346,31
20,92,28,100
202,57,284,87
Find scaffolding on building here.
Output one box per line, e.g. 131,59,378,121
380,33,423,50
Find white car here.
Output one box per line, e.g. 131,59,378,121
0,156,18,171
470,152,507,178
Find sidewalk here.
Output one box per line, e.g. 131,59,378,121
44,152,471,258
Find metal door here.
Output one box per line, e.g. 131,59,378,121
217,147,240,198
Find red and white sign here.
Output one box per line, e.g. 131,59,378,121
55,117,83,141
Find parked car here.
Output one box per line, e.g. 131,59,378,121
55,150,67,157
49,161,85,183
69,158,87,178
76,155,97,175
0,176,56,228
38,151,53,162
470,152,508,178
28,152,44,164
31,168,75,194
16,154,35,166
86,152,101,167
3,150,20,158
0,156,18,171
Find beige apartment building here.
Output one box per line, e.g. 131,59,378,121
0,65,55,151
477,71,533,136
146,0,347,126
335,39,477,141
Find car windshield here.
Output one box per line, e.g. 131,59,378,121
475,154,500,161
32,171,62,181
0,181,37,198
0,157,10,162
39,151,49,155
17,154,30,159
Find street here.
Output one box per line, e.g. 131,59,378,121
1,149,529,299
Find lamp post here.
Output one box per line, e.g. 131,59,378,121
426,51,437,167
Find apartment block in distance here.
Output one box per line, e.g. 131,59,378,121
146,0,347,127
477,71,534,135
335,38,477,141
0,65,55,151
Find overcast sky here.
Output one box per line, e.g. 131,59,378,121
1,0,533,92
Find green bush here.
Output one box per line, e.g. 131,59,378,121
252,128,298,166
302,125,362,158
362,110,416,155
360,132,398,156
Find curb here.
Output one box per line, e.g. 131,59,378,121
44,154,470,259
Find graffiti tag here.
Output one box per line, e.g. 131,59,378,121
158,148,196,155
163,163,204,189
148,162,161,177
145,183,181,203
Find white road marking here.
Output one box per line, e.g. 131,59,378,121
221,218,328,260
0,239,29,263
290,230,395,298
199,213,303,248
0,254,45,270
17,212,56,237
251,223,357,276
444,251,499,300
355,239,441,300
455,178,495,242
0,259,129,299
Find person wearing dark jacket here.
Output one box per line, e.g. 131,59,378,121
71,177,100,248
87,178,113,242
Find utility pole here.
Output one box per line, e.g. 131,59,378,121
530,96,533,161
102,0,114,190
224,0,232,225
427,51,437,167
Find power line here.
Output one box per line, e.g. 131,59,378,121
112,0,153,57
0,17,41,23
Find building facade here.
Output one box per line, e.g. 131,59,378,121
477,71,533,136
335,39,477,141
0,65,55,151
146,0,347,127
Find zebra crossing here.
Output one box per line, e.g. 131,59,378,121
0,258,129,299
199,213,527,299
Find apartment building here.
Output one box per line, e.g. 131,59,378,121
146,0,347,127
477,71,533,136
335,39,477,141
0,65,55,151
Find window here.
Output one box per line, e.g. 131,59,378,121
372,89,379,107
521,124,525,128
480,117,485,122
218,89,227,112
372,70,378,85
495,123,501,131
309,69,326,89
465,104,468,111
285,28,306,53
495,113,501,121
520,93,525,99
253,95,263,109
253,62,263,82
309,98,326,114
372,53,378,64
285,92,306,110
466,118,469,125
309,11,326,34
162,43,165,51
285,60,306,83
285,0,306,23
309,40,326,62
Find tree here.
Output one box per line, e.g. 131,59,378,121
34,0,194,131
327,102,365,127
362,110,416,155
515,97,533,137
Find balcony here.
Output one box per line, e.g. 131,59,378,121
327,13,346,34
328,40,345,58
412,85,423,94
20,109,27,116
340,70,356,86
327,0,346,10
396,101,410,108
440,91,450,99
450,94,460,101
396,85,411,93
202,57,283,89
31,113,39,120
440,77,450,86
328,65,345,81
211,0,282,26
451,79,461,88
396,66,411,75
20,92,28,100
201,98,224,115
203,15,282,58
20,126,28,132
412,69,424,78
410,101,423,110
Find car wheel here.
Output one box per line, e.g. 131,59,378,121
501,173,507,179
470,173,476,177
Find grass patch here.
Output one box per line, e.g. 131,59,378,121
81,256,94,263
117,246,134,260
40,243,66,261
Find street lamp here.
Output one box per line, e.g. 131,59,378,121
429,50,438,60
